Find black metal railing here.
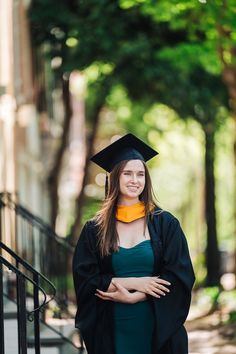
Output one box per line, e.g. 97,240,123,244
0,243,54,354
0,192,74,311
3,292,83,353
0,241,83,353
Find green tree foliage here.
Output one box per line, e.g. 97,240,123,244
29,0,233,285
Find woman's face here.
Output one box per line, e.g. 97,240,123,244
119,160,145,201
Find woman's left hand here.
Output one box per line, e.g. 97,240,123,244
95,281,135,304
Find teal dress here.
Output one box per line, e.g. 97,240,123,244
112,239,155,354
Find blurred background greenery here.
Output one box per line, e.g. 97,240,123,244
26,0,236,288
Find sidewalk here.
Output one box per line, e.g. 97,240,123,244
187,313,236,354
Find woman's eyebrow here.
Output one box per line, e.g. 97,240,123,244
122,169,145,173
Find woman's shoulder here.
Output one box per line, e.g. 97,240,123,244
82,217,99,233
76,218,99,247
151,207,179,225
84,217,97,227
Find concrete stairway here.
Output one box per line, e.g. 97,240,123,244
3,296,85,354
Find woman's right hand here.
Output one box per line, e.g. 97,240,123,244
134,276,171,298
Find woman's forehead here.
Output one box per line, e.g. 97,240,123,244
123,159,145,171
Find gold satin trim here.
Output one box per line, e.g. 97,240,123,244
116,202,145,223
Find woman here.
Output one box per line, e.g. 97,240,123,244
73,133,195,354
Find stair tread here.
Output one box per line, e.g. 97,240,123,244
2,319,81,353
3,319,18,352
3,298,17,312
28,349,59,354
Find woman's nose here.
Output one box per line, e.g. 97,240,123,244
131,174,138,183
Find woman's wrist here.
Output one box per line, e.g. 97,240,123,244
110,277,137,291
130,291,147,304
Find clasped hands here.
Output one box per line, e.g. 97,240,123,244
95,276,171,304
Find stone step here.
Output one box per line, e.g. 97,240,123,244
3,294,37,319
28,348,60,354
3,319,18,353
3,295,17,319
3,318,83,354
3,296,82,354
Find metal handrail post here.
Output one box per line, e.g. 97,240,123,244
16,274,27,354
33,273,40,354
0,263,5,354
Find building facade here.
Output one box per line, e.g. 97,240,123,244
0,0,53,246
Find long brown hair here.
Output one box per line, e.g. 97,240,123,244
95,160,158,257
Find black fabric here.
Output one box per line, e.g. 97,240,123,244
149,211,195,353
72,209,195,354
90,133,158,172
72,221,114,354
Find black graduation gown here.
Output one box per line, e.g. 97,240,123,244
72,209,195,354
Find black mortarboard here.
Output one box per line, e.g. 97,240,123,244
91,133,158,172
91,133,158,196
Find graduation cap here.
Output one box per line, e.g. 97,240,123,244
91,133,158,196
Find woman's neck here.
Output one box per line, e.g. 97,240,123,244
117,197,140,206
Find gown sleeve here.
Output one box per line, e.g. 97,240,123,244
72,220,113,335
152,213,195,352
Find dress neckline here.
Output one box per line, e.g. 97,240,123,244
119,239,151,250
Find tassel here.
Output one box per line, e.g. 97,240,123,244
105,173,109,198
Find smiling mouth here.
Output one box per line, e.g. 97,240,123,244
127,186,139,190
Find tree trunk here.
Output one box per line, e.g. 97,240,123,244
217,18,236,281
221,67,236,278
47,75,73,229
70,78,112,244
204,127,220,286
69,105,103,244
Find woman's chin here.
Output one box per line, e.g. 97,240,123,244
124,191,140,198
